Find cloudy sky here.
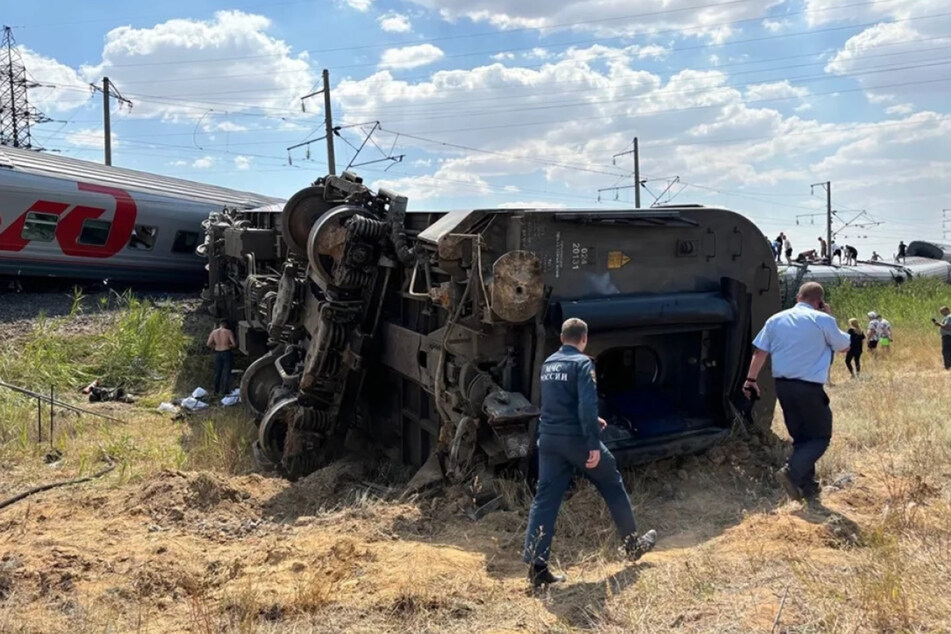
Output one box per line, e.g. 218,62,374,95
6,0,951,257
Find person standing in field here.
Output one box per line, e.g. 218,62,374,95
931,306,951,369
207,320,236,395
866,311,882,355
523,318,656,588
743,282,851,506
845,318,865,377
878,314,893,354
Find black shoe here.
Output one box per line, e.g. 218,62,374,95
775,467,804,502
622,529,657,561
528,565,565,588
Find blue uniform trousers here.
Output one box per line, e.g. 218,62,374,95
523,434,637,566
775,378,831,496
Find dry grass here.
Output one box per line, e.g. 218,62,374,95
0,286,950,632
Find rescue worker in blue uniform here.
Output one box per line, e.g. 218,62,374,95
523,318,657,588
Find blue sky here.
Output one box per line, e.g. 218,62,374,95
6,0,951,257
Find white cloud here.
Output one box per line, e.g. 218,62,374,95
824,22,951,103
341,0,373,11
524,48,551,60
192,156,215,168
64,128,118,149
886,103,914,115
378,11,412,32
167,160,189,167
379,44,445,69
18,48,91,114
745,81,810,102
761,18,791,33
407,0,784,40
212,121,248,132
78,11,315,120
234,155,253,170
492,52,516,61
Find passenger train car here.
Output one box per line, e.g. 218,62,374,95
0,146,283,285
777,242,951,307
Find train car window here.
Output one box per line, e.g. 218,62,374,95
78,219,112,246
21,212,60,242
172,230,200,254
127,225,158,251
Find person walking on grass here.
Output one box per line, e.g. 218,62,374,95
866,311,883,355
845,318,865,377
207,320,236,395
743,282,850,507
931,306,951,369
523,318,656,588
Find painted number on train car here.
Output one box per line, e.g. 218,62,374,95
0,182,137,258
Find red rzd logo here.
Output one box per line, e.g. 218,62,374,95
0,182,137,258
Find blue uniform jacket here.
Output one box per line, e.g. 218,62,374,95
538,344,600,451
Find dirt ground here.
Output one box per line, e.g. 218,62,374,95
0,430,907,634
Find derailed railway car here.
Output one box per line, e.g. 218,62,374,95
203,172,780,482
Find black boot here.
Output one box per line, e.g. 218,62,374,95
528,564,565,588
622,529,657,561
775,466,804,502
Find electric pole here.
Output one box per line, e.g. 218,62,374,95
300,68,336,174
0,25,51,150
88,76,132,165
598,137,644,206
811,181,832,255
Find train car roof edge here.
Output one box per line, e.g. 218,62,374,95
0,145,284,209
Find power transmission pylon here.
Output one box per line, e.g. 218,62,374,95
0,25,50,150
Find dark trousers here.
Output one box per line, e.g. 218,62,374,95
775,379,832,496
943,337,951,370
845,351,862,375
213,350,233,394
523,435,637,566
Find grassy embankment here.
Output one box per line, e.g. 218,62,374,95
0,290,255,484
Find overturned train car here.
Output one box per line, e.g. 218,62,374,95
203,173,780,481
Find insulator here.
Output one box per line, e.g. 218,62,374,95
346,215,388,241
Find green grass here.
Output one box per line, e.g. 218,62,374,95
824,277,950,332
0,291,189,451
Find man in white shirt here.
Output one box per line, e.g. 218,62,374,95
743,282,851,504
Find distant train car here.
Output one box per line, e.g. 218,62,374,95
0,146,282,285
778,252,951,306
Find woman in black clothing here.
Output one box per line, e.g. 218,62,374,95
846,318,865,377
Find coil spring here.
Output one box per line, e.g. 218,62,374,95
346,215,388,241
319,321,347,348
316,352,341,377
294,407,333,433
334,266,373,289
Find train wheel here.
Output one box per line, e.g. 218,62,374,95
280,186,331,255
241,351,283,421
258,396,297,466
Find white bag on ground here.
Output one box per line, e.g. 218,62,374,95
182,396,208,411
157,402,179,414
191,387,208,400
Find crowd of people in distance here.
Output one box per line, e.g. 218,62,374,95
769,234,908,267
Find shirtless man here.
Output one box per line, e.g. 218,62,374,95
207,320,236,395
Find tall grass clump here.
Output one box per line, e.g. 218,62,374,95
91,292,188,391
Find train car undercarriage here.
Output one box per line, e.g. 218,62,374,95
202,172,780,486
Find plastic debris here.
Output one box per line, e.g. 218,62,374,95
191,387,208,399
220,388,241,407
181,397,209,411
157,402,180,414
